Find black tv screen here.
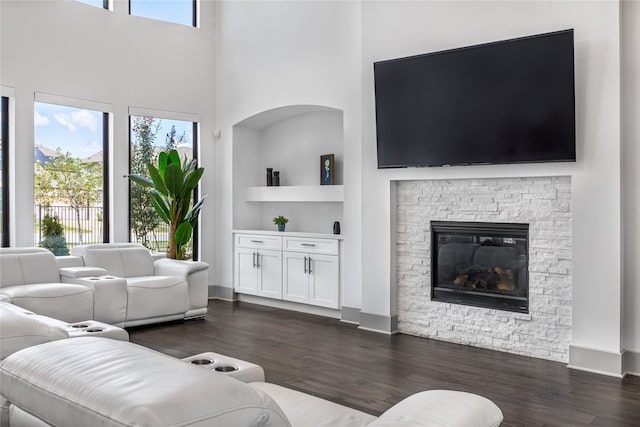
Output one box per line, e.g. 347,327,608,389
374,29,575,168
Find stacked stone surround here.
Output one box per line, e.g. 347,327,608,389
396,176,572,362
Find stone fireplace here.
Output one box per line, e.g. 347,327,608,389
396,176,572,362
431,221,529,313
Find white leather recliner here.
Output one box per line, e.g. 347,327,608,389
70,243,209,327
0,247,103,322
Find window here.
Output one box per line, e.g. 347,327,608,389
74,0,108,9
129,0,196,27
1,96,9,247
34,101,109,254
129,114,198,259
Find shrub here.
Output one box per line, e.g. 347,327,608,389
40,214,69,256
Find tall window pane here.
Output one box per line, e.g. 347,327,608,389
129,116,197,259
34,102,108,254
74,0,107,9
129,0,195,27
1,97,9,247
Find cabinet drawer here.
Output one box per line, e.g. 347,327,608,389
283,237,338,255
236,234,282,250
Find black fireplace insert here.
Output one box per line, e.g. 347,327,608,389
431,221,529,313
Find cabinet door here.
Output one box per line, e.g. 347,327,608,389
257,250,282,299
234,248,258,295
309,254,339,309
282,252,309,304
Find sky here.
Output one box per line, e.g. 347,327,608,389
76,0,194,27
34,102,193,159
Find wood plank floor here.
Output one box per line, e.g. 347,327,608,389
128,300,640,426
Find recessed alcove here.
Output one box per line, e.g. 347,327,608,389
232,105,344,234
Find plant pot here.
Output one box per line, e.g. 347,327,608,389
277,224,285,232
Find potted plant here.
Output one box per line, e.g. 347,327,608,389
273,215,288,232
129,149,207,260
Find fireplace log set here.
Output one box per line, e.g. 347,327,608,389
452,265,515,292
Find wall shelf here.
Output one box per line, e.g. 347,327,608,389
246,185,344,202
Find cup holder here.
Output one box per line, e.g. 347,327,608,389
190,359,214,366
214,365,239,373
85,328,104,333
70,324,89,329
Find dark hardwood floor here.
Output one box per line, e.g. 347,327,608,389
128,300,640,426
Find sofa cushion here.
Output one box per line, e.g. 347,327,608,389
125,276,188,321
80,245,154,278
0,250,60,288
0,338,291,427
249,382,377,427
0,284,93,323
0,302,68,360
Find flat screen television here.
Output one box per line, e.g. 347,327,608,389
374,29,575,168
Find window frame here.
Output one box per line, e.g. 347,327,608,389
33,93,112,248
1,96,9,247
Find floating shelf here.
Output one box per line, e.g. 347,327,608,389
246,185,344,202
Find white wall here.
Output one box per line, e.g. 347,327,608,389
0,1,216,264
359,1,623,363
215,1,363,309
622,0,640,353
232,111,344,233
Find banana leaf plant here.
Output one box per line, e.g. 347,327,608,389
129,149,207,260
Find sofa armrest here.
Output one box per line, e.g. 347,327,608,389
153,258,209,279
55,255,85,269
61,276,127,326
59,266,108,279
369,390,503,427
154,259,209,318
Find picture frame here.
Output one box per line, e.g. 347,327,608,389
320,154,334,185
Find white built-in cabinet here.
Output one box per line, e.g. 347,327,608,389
234,232,340,310
234,234,283,299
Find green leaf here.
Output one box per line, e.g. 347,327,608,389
174,222,193,246
158,151,168,177
183,167,204,194
164,163,184,196
128,174,154,188
186,194,207,226
147,163,169,196
150,191,170,223
168,149,181,167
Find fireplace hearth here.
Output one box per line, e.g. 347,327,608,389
431,221,529,313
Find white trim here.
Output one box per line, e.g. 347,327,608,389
0,86,15,98
35,92,113,113
128,107,199,123
568,345,624,377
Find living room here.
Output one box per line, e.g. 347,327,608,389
1,0,639,425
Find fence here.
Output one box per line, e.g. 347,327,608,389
34,204,170,253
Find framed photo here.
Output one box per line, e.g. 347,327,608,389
320,154,334,185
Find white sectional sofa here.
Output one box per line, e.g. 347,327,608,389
0,337,504,427
0,244,209,328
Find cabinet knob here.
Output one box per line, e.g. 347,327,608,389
301,243,316,247
250,240,263,243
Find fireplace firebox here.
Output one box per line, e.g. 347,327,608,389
431,221,529,313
